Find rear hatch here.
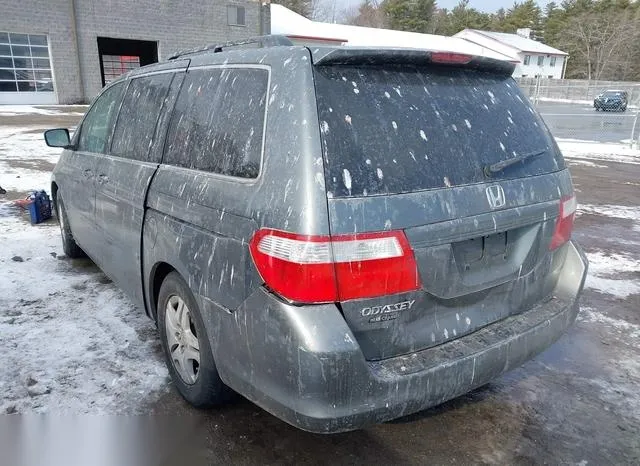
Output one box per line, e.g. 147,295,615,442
312,50,573,360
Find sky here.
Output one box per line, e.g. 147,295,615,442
339,0,553,13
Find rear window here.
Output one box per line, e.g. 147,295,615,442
602,91,625,97
314,65,564,198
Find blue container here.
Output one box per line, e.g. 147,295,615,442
27,190,52,225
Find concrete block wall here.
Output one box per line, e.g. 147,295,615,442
72,0,263,102
0,0,84,103
1,0,264,104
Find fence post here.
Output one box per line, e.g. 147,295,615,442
632,110,640,149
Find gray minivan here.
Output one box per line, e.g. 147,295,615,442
45,37,588,433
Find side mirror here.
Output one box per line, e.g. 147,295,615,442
44,128,71,148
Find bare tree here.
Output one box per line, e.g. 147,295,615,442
343,0,387,28
311,0,339,22
561,10,640,81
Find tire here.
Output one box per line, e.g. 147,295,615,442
157,271,232,407
56,192,85,258
621,105,627,112
595,107,600,111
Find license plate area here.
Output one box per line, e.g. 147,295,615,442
453,231,508,273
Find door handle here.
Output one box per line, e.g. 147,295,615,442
83,169,93,178
97,174,109,184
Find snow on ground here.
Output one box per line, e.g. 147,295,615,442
577,202,640,297
0,114,168,414
537,97,594,106
0,127,66,193
578,204,640,222
584,250,640,299
0,105,86,116
579,307,640,340
0,203,169,414
557,139,640,165
578,203,640,235
567,159,609,168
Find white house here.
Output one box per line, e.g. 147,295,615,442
454,29,568,79
270,4,515,62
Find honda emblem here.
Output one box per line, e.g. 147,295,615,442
486,185,506,209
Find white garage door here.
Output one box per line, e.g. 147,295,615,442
0,32,56,105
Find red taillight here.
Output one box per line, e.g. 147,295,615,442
550,195,577,250
430,52,473,64
249,229,421,303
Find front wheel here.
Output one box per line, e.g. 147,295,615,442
157,271,233,407
56,192,85,258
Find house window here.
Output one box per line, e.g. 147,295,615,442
550,57,557,67
523,55,531,65
0,32,53,92
227,5,246,26
537,56,544,66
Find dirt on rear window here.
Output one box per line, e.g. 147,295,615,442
314,65,565,198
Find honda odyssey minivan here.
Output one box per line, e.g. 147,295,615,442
45,36,588,433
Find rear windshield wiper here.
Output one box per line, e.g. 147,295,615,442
484,148,548,177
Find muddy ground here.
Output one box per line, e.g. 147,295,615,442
1,110,638,465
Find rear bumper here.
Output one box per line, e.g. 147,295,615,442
205,241,588,434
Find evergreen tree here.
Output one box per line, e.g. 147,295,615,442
502,0,543,37
442,0,493,35
382,0,437,33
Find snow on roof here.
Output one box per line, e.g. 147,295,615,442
464,29,568,56
270,4,515,62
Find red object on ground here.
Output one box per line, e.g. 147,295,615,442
14,198,33,209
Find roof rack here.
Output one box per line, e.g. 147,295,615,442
168,35,294,60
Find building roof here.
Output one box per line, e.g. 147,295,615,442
270,5,516,62
464,29,568,56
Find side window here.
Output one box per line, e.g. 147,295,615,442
77,82,125,153
111,73,173,161
164,67,268,179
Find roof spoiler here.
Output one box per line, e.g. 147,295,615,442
311,48,516,75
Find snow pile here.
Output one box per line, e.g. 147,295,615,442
0,204,169,414
584,250,640,298
557,139,640,165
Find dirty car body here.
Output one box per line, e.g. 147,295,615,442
49,40,588,433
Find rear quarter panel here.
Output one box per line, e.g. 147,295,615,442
143,47,331,318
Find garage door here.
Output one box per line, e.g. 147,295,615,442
0,32,56,105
